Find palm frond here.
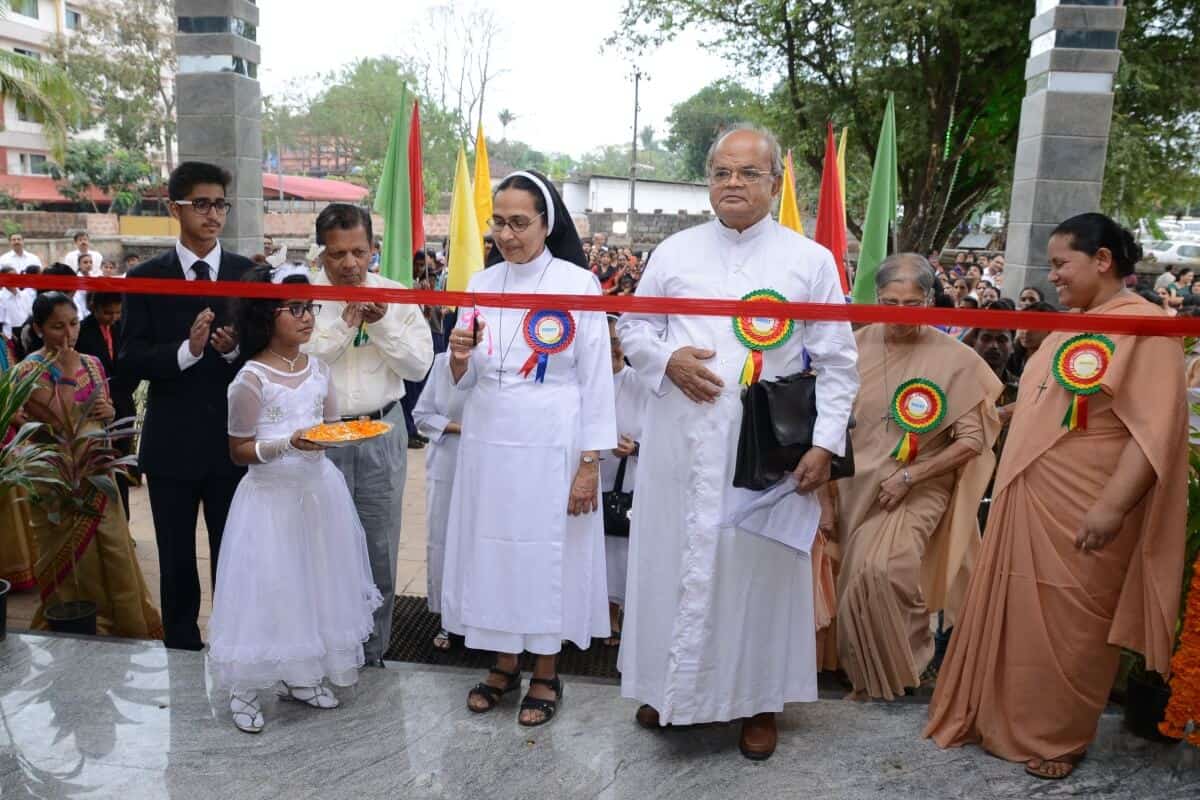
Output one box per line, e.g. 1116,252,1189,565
0,48,85,160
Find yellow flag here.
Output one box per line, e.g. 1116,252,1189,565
448,145,484,293
836,127,848,217
473,122,493,233
778,150,804,235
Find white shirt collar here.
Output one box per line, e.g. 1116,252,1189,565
715,213,773,244
506,246,555,274
176,240,222,279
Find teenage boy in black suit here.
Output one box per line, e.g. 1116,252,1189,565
120,162,254,650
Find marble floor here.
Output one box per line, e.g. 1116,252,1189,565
1,633,1197,800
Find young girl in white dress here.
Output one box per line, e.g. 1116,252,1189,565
207,265,382,733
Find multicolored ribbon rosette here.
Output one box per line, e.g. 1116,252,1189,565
889,378,947,464
520,309,576,382
732,289,795,385
1052,333,1114,431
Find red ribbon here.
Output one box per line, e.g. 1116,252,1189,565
4,273,1198,337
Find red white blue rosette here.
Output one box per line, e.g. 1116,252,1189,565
519,310,576,382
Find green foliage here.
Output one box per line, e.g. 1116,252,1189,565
265,57,462,212
48,140,155,214
665,80,765,180
0,3,85,161
621,0,1200,249
0,364,63,502
485,139,576,180
48,0,176,167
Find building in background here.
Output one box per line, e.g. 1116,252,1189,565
561,174,711,216
0,0,99,178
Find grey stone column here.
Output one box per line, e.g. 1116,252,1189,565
174,0,263,257
1003,1,1125,302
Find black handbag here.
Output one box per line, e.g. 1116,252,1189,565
733,370,855,491
602,456,634,537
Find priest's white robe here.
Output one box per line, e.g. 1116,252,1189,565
600,365,652,606
440,248,617,654
413,352,465,615
616,216,858,724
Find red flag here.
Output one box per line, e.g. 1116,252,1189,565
814,121,849,293
408,101,425,252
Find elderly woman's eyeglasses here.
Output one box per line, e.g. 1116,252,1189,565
708,167,774,185
275,302,321,319
489,212,544,233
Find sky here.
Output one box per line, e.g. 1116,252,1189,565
256,0,736,158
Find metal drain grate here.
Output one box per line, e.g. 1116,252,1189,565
385,595,621,680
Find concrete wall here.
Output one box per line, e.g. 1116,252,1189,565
586,209,714,251
563,176,711,216
0,211,118,238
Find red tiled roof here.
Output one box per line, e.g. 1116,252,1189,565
0,175,111,204
263,173,369,202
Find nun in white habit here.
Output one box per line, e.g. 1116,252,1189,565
442,170,617,727
412,351,464,649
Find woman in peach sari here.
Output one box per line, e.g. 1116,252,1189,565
925,214,1187,780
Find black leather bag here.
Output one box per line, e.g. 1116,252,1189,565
602,457,634,537
733,371,855,491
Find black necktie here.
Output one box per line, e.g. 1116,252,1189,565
193,260,211,281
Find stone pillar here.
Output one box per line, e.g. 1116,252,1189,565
174,0,263,257
1003,1,1125,301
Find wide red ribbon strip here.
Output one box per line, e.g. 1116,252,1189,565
4,273,1199,337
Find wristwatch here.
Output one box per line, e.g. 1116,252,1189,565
581,455,597,465
901,468,913,485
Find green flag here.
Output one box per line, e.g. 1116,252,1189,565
373,84,415,286
851,93,898,304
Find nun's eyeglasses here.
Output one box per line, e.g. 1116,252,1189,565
489,212,544,233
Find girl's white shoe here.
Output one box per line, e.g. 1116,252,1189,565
230,691,264,733
276,682,340,709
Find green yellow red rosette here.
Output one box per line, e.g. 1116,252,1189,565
1052,334,1114,431
732,289,794,385
889,378,947,464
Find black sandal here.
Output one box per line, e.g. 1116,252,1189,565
519,676,562,727
467,666,521,713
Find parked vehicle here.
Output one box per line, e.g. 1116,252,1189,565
1142,240,1200,269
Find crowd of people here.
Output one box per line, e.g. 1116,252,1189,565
0,123,1190,782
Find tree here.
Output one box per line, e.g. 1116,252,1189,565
665,79,765,180
619,0,1200,249
498,108,516,141
48,139,155,214
640,125,656,152
0,1,83,160
416,1,506,145
49,0,176,171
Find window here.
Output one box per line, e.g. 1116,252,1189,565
11,0,38,19
178,54,258,78
177,16,257,41
1179,246,1200,259
13,48,41,62
66,8,83,31
18,154,49,176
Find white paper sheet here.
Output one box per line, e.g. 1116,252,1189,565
723,478,821,555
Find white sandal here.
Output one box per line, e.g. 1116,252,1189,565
276,682,340,709
230,691,264,734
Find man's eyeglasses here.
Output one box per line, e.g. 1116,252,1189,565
174,198,233,214
275,302,321,319
707,167,775,185
489,212,544,233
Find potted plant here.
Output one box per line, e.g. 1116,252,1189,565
1122,417,1200,740
0,363,63,641
29,386,137,636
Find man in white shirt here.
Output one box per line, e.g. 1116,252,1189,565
0,233,42,272
120,161,254,651
304,203,434,666
0,267,29,336
63,231,105,273
617,125,859,759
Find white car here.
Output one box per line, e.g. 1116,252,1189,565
1142,240,1200,269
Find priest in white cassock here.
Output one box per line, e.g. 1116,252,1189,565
442,170,617,728
616,125,859,760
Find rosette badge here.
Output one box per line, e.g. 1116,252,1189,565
519,310,576,383
889,378,947,464
1052,334,1114,431
732,289,795,385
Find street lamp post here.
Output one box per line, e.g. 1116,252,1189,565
627,68,647,246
